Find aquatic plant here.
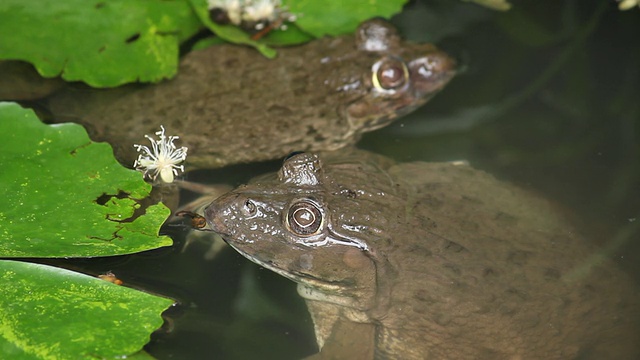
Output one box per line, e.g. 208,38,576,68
134,126,188,184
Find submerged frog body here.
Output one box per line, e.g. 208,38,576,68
204,149,640,359
47,19,455,170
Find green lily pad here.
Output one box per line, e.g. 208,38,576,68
188,0,408,53
287,0,407,37
465,0,512,11
0,0,202,87
0,102,172,257
259,23,314,46
0,260,174,359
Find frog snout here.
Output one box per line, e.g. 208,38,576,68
204,201,226,235
410,50,457,95
204,193,241,235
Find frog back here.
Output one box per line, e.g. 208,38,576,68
376,161,640,359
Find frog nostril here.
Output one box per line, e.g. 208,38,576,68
242,199,257,217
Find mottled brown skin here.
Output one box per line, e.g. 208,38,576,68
204,149,640,359
0,60,64,100
47,19,455,170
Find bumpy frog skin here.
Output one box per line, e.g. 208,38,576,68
205,149,640,359
47,19,455,170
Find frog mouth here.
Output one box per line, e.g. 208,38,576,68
224,241,347,291
285,270,352,291
268,266,362,308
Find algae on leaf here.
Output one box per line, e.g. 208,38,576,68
0,0,201,87
0,102,172,257
0,102,175,358
0,260,174,359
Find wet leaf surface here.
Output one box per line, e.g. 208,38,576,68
287,0,407,37
0,102,172,257
0,260,174,359
0,0,201,87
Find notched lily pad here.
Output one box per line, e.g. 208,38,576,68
0,0,202,87
0,260,174,359
0,102,172,257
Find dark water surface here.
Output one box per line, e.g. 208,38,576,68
36,0,640,359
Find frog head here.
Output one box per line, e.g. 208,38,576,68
205,152,402,314
335,19,457,134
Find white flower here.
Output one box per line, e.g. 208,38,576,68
242,0,279,23
207,0,294,30
133,126,188,183
618,0,640,10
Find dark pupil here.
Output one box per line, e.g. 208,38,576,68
288,202,322,236
377,62,405,89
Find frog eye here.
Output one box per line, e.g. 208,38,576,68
287,200,323,236
242,199,257,217
372,56,409,93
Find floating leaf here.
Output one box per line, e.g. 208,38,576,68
259,24,314,46
0,0,202,87
0,260,174,359
0,102,172,257
286,0,407,37
464,0,512,11
187,0,405,53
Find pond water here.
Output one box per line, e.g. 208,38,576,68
36,0,640,359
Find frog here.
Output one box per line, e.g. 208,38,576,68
201,149,640,359
0,60,64,100
46,19,455,170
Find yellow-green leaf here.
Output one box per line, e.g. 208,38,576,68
0,0,201,87
0,102,172,257
0,260,174,359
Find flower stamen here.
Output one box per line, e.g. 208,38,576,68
133,126,188,183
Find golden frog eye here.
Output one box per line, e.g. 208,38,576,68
372,56,409,92
287,201,322,236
